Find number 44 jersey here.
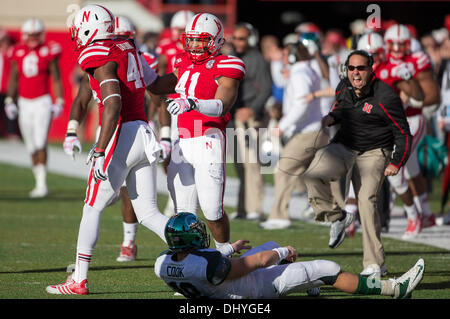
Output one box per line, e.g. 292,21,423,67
77,38,149,124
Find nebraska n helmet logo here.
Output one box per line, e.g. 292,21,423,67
82,11,91,22
362,102,373,114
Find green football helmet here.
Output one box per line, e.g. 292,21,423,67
165,213,210,252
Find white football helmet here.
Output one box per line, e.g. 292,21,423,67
384,24,411,59
357,32,385,67
171,10,195,29
21,18,45,46
115,16,135,38
70,4,115,51
182,13,224,64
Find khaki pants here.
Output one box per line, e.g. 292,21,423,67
234,118,265,216
268,130,329,220
303,142,391,267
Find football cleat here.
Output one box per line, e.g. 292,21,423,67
29,186,48,198
391,258,425,299
116,242,137,262
402,216,422,239
46,276,89,295
329,211,354,249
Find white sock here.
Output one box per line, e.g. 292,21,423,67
73,204,102,283
414,194,432,217
404,203,418,219
140,211,168,243
345,203,358,214
32,164,47,189
122,222,138,245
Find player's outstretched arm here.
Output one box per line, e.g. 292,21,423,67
226,246,297,280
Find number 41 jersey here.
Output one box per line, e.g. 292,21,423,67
77,38,148,124
174,53,246,138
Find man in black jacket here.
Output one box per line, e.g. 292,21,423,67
303,50,412,276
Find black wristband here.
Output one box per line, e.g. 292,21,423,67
66,132,77,137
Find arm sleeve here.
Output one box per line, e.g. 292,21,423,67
139,53,158,86
328,80,346,123
278,72,310,132
379,93,412,168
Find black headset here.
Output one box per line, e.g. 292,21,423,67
236,22,259,47
340,49,374,78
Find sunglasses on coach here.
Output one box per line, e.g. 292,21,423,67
347,65,368,71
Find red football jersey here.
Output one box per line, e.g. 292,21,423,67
375,60,402,94
174,53,246,138
9,41,61,99
155,39,183,74
77,39,148,125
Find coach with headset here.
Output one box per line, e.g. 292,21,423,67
303,50,412,275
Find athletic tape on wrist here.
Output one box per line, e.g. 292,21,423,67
160,126,171,139
67,120,79,134
272,247,289,261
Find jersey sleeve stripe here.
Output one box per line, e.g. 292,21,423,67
217,64,246,73
218,58,244,64
78,51,109,64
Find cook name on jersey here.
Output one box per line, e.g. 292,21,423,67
77,38,148,125
174,53,246,138
9,41,62,99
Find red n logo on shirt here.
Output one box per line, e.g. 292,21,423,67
206,141,212,150
82,11,91,22
362,102,373,114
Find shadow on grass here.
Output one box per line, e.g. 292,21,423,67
300,250,450,258
0,264,155,275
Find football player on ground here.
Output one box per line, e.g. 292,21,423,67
62,15,171,263
165,13,247,258
383,24,440,236
46,4,178,295
155,212,425,299
5,18,64,198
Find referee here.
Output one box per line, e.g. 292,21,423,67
303,50,412,277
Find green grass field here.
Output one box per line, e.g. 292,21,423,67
0,162,449,301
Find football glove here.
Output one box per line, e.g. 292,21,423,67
51,98,64,119
86,144,107,183
166,98,196,115
4,97,18,120
392,63,412,81
63,133,82,160
159,138,171,162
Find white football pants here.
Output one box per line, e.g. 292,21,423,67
18,94,52,154
167,129,226,221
